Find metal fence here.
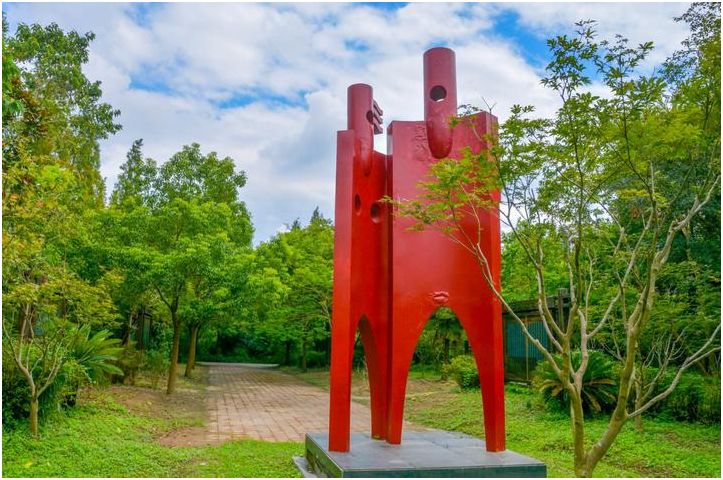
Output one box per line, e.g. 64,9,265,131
503,289,569,383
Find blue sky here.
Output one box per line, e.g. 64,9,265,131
3,2,691,244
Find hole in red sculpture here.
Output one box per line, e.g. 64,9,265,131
430,85,447,102
366,110,374,124
370,203,381,223
354,194,362,214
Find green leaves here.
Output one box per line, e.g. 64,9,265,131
70,327,124,381
534,350,618,415
252,209,334,366
3,20,120,203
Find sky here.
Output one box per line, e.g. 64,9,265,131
3,1,692,244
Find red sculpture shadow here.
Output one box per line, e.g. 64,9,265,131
328,47,505,453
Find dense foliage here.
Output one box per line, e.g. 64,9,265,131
1,12,719,479
0,16,334,432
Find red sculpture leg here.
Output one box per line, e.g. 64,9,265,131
455,297,506,452
328,128,355,453
358,317,387,439
385,300,437,444
328,84,389,452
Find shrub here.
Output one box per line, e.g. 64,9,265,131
72,328,124,382
533,350,618,415
2,358,30,428
56,328,123,408
115,343,143,385
2,328,122,428
305,350,328,369
143,349,169,389
444,355,480,389
660,371,721,424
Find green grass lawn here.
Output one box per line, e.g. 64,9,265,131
4,367,719,478
2,373,302,478
291,368,721,478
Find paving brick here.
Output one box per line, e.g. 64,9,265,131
203,363,418,443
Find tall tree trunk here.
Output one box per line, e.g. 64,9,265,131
443,337,450,364
29,395,39,437
167,313,181,395
19,303,33,338
300,340,308,372
184,324,199,377
123,310,134,346
136,306,145,351
284,340,292,365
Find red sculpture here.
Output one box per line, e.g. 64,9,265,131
328,47,505,454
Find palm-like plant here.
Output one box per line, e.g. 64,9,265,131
70,326,124,382
533,350,618,414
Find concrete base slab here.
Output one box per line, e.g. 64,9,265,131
293,455,318,478
304,431,547,478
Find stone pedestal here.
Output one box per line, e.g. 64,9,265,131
300,431,546,478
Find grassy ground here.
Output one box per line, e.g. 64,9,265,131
4,366,719,478
290,368,721,478
2,367,302,478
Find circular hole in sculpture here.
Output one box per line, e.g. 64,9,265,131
430,85,447,102
354,194,362,214
370,203,381,223
366,110,374,124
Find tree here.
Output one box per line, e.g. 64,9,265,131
105,142,252,393
256,209,334,370
109,139,157,208
394,6,720,476
2,19,120,205
2,269,118,436
428,308,464,367
181,240,243,377
2,19,122,435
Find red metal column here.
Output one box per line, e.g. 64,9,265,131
328,84,389,452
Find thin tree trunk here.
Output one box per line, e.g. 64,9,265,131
581,411,627,477
284,340,292,365
167,313,181,395
300,341,308,372
123,310,134,346
19,303,33,338
569,389,588,477
29,395,39,437
136,306,145,351
184,324,199,377
633,377,644,432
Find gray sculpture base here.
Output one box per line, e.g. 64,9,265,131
302,431,546,478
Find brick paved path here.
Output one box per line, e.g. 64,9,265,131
204,362,411,443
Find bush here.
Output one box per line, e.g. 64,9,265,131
2,358,30,428
533,350,618,415
115,343,143,385
305,350,328,369
143,349,169,389
2,328,122,429
444,355,480,389
660,371,721,424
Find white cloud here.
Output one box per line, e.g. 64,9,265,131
2,2,692,243
505,2,690,66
